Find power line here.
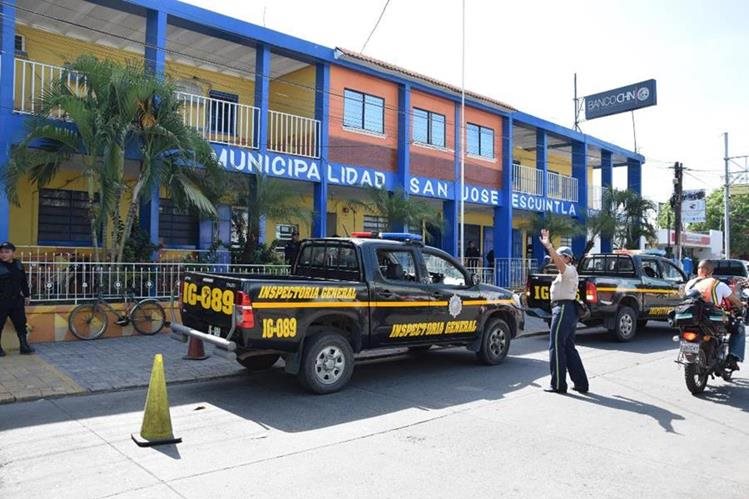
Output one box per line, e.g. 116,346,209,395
360,0,391,54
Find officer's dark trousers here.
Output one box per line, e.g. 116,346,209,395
0,299,29,340
549,300,588,391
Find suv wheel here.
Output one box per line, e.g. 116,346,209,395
611,306,637,342
476,318,511,365
298,331,354,394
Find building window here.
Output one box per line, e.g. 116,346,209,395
37,189,93,245
343,89,384,134
363,214,388,233
14,34,25,53
466,123,494,159
159,198,198,247
413,108,446,148
208,90,238,136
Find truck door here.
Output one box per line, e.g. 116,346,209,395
370,246,436,346
657,259,687,316
639,257,671,317
420,249,482,341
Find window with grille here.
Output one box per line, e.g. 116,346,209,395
14,34,25,53
466,123,494,159
208,90,238,136
158,198,198,247
413,108,446,147
37,189,93,245
343,89,385,134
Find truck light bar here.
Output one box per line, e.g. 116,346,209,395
351,232,423,242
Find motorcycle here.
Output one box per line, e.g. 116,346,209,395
669,284,748,395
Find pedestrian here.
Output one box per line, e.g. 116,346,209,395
539,229,587,394
466,240,481,268
284,230,301,265
486,249,495,269
0,241,35,356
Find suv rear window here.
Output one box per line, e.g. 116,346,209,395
295,242,361,281
580,256,635,275
710,260,748,277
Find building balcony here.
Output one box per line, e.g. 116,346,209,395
587,185,608,212
12,58,321,159
511,163,579,203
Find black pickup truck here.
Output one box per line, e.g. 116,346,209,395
171,233,524,393
526,252,687,341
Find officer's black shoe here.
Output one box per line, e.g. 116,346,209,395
19,337,35,355
572,385,589,394
543,387,567,394
0,347,5,357
727,355,740,371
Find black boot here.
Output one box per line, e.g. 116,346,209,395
0,346,5,357
19,335,34,354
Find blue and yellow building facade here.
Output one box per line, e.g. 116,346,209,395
0,0,645,267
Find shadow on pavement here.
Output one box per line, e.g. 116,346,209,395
0,348,550,433
572,322,678,355
570,392,685,433
697,377,749,412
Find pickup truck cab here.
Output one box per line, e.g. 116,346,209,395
172,233,524,393
526,252,686,341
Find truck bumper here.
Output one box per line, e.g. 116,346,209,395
170,323,237,361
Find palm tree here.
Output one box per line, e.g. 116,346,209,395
519,212,586,241
350,187,441,234
584,188,618,254
228,173,310,263
613,190,657,249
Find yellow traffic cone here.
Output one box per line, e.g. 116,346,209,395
132,354,182,447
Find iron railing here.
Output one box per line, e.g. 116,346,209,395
267,110,321,158
176,91,260,150
25,262,290,303
13,58,86,118
464,258,538,290
587,185,608,211
511,163,544,196
546,171,579,203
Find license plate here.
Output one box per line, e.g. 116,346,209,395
680,341,700,354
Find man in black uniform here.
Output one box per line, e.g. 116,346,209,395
0,241,34,356
284,231,301,265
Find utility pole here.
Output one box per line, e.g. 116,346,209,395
724,132,730,259
673,162,683,261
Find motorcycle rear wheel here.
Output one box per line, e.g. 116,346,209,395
684,363,708,395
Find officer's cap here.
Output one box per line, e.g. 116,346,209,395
0,241,16,251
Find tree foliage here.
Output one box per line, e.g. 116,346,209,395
691,189,749,258
348,187,441,233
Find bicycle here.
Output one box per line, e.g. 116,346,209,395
68,291,167,340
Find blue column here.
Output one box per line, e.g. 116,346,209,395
140,8,166,247
444,102,461,256
145,9,166,75
253,44,271,241
600,150,613,253
571,141,588,256
537,129,548,197
494,116,513,286
198,218,213,250
391,83,411,233
0,0,17,242
627,158,642,197
216,204,231,263
313,62,330,237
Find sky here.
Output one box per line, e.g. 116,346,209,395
183,0,749,203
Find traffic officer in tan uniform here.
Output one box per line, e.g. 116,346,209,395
540,229,588,394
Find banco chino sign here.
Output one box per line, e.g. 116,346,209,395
585,79,657,120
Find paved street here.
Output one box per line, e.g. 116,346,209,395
1,321,747,498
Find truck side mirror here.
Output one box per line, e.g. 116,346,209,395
471,273,481,286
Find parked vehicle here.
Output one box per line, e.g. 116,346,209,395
526,252,687,341
707,259,749,289
170,233,525,394
670,285,748,394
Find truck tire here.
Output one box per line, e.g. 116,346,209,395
237,354,280,371
298,331,354,394
476,318,511,365
610,306,637,342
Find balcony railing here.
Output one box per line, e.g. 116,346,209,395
547,171,579,203
13,58,86,118
12,58,319,158
176,91,260,150
511,163,544,196
588,185,609,211
268,110,321,159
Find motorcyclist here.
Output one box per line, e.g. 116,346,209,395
684,259,745,370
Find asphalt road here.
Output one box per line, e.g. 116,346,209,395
1,322,747,498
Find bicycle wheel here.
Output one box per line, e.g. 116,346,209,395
68,303,108,340
130,300,166,335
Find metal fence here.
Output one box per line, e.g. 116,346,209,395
511,163,544,196
25,262,291,304
268,110,321,159
464,258,538,290
14,58,86,117
176,91,260,150
547,171,579,203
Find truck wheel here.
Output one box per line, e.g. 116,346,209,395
298,331,354,394
610,306,637,342
476,319,511,365
237,354,280,371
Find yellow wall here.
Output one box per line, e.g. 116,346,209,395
513,147,573,176
269,65,316,118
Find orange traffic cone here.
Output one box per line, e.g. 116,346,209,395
132,354,182,447
183,336,209,360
